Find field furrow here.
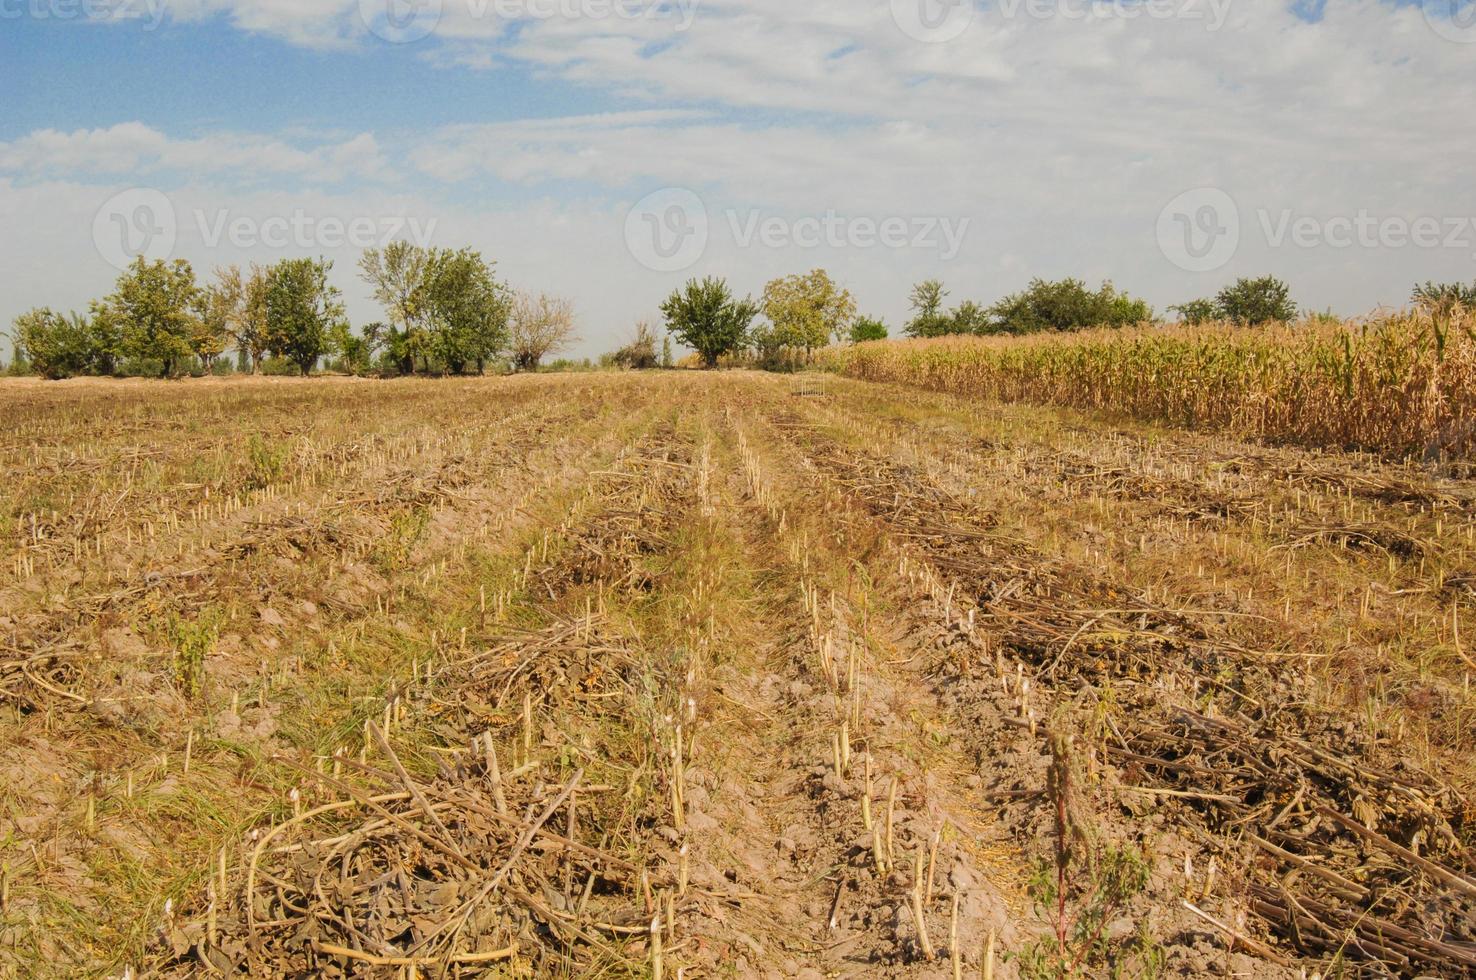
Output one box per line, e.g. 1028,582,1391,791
1,372,1473,979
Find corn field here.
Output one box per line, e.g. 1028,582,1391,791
822,310,1476,459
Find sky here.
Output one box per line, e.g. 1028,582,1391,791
2,0,1475,362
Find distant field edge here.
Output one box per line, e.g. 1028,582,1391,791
818,312,1476,462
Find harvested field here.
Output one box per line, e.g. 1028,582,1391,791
1,372,1474,978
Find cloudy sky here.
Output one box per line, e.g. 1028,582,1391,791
2,0,1475,360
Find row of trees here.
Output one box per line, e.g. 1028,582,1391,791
902,278,1154,338
8,246,579,380
656,269,883,369
893,275,1472,340
667,271,1474,366
13,259,1475,379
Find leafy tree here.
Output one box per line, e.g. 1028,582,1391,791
1412,280,1476,317
103,257,201,377
904,279,952,337
748,321,792,371
988,279,1152,335
214,265,271,374
360,242,431,372
1213,276,1296,326
193,283,234,372
760,269,857,359
661,333,673,369
1168,298,1220,325
332,322,385,376
507,291,578,372
422,248,507,374
660,277,758,368
10,308,91,379
86,301,123,375
949,300,991,335
849,316,889,343
263,258,346,376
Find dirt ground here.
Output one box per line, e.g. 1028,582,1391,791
0,372,1473,978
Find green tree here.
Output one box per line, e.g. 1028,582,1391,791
660,277,758,368
331,322,384,376
949,300,991,335
193,282,234,373
849,316,889,343
214,265,271,374
103,257,201,377
1214,276,1296,326
86,301,123,375
904,279,951,337
1168,298,1220,325
263,258,346,376
422,248,507,374
661,333,673,368
988,279,1152,335
1412,280,1476,317
360,242,431,373
760,269,858,359
10,308,92,380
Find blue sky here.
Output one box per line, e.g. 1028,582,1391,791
3,0,1475,360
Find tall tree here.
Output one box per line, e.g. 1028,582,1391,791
214,265,271,374
263,258,346,376
507,291,578,372
660,277,758,368
904,280,951,337
761,269,857,359
193,283,234,373
85,301,122,375
103,257,201,377
359,242,430,373
422,248,508,374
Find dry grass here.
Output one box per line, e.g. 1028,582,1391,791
1,372,1473,978
821,310,1476,459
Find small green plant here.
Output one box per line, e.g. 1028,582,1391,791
1017,722,1158,980
171,610,221,698
376,506,431,571
245,434,289,490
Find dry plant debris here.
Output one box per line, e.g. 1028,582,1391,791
1,372,1474,978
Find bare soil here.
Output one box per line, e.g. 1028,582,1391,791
1,373,1473,978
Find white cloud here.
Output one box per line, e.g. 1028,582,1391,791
0,124,393,183
5,0,1476,364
